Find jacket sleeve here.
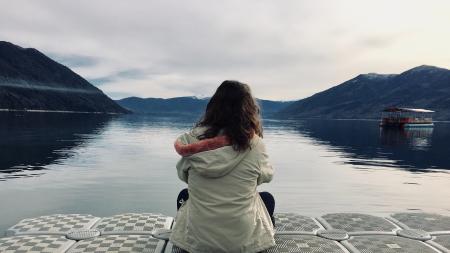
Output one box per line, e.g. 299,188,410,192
174,132,196,183
176,157,190,183
256,139,274,185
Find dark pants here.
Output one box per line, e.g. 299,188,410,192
176,188,275,226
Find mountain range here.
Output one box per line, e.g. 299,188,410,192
1,41,449,120
115,96,294,117
277,65,450,120
119,65,450,120
0,41,127,113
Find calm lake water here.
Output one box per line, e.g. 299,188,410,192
1,112,450,236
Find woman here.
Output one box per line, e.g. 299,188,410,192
170,80,276,253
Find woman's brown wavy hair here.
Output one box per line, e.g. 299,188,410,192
196,80,263,151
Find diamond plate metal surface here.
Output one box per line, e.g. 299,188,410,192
6,214,100,236
262,235,347,253
431,235,450,252
67,234,164,253
321,213,397,233
391,213,450,232
396,229,431,241
93,213,173,235
171,245,188,253
346,235,438,253
4,212,450,253
0,235,75,253
317,229,349,241
274,213,321,233
167,235,347,253
66,229,101,240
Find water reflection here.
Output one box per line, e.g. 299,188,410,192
0,112,114,180
1,115,449,182
1,115,450,235
282,119,449,171
380,128,433,150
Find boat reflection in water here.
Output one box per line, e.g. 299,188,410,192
278,119,449,172
380,127,433,151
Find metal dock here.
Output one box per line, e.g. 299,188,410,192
1,212,450,252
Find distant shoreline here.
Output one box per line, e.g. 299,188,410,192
1,110,449,122
0,108,124,115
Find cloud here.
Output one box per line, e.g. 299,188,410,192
0,0,449,100
87,68,155,86
115,69,151,80
87,77,114,86
47,53,99,68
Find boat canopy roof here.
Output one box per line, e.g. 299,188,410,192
383,107,434,113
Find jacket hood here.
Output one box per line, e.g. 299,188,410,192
175,127,257,178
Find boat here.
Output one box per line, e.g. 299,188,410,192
380,107,434,128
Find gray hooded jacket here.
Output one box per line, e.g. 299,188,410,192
170,127,275,253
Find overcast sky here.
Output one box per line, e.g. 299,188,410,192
1,0,449,100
